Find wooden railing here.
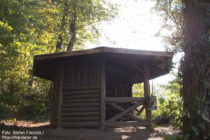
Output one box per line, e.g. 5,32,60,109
105,97,150,127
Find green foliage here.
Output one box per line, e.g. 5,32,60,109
132,83,144,97
0,80,51,121
52,0,118,51
18,93,50,121
0,0,118,121
182,95,210,139
153,78,182,127
152,0,183,52
132,81,182,126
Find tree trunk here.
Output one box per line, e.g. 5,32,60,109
55,2,68,52
181,0,210,139
66,13,77,51
27,69,34,93
56,34,63,52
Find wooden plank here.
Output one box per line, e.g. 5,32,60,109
63,98,100,103
144,64,152,127
62,117,99,122
100,55,106,130
63,94,99,99
62,102,99,108
107,102,142,122
62,112,99,117
109,103,144,122
105,97,145,103
63,90,99,95
62,107,99,112
105,121,150,127
62,85,100,91
63,97,99,101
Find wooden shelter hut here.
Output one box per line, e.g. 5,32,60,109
33,47,173,129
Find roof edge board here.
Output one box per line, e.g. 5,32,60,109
34,47,173,61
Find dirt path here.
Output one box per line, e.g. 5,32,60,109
0,121,180,140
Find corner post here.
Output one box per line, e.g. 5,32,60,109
57,65,64,128
100,54,106,130
143,64,152,127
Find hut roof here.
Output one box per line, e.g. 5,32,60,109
33,47,173,82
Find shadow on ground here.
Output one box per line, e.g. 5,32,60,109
40,126,152,140
0,122,179,140
0,124,152,140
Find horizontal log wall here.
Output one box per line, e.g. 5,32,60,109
61,55,101,128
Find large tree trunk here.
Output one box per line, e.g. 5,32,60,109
55,2,68,52
66,13,77,52
181,0,210,139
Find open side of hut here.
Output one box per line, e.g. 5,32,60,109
33,47,173,129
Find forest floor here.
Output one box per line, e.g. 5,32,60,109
0,120,180,140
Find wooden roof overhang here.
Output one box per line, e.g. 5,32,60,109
33,47,173,83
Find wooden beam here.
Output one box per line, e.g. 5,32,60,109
107,102,142,122
61,117,99,122
34,47,173,61
50,80,57,127
62,85,100,91
105,97,145,103
62,102,99,108
62,107,99,112
63,93,99,99
144,64,152,127
57,66,64,128
62,112,99,117
137,105,145,116
109,103,144,122
63,98,100,103
125,59,144,75
100,55,106,130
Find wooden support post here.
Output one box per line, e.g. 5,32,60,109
57,66,64,128
50,82,56,127
50,65,64,128
144,64,152,127
100,55,106,130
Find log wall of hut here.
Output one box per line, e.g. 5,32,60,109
60,54,101,128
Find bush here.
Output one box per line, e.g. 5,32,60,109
17,93,50,121
153,78,182,127
0,92,50,121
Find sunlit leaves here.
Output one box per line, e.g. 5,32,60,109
0,0,118,119
153,78,182,127
152,0,184,52
52,0,118,51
